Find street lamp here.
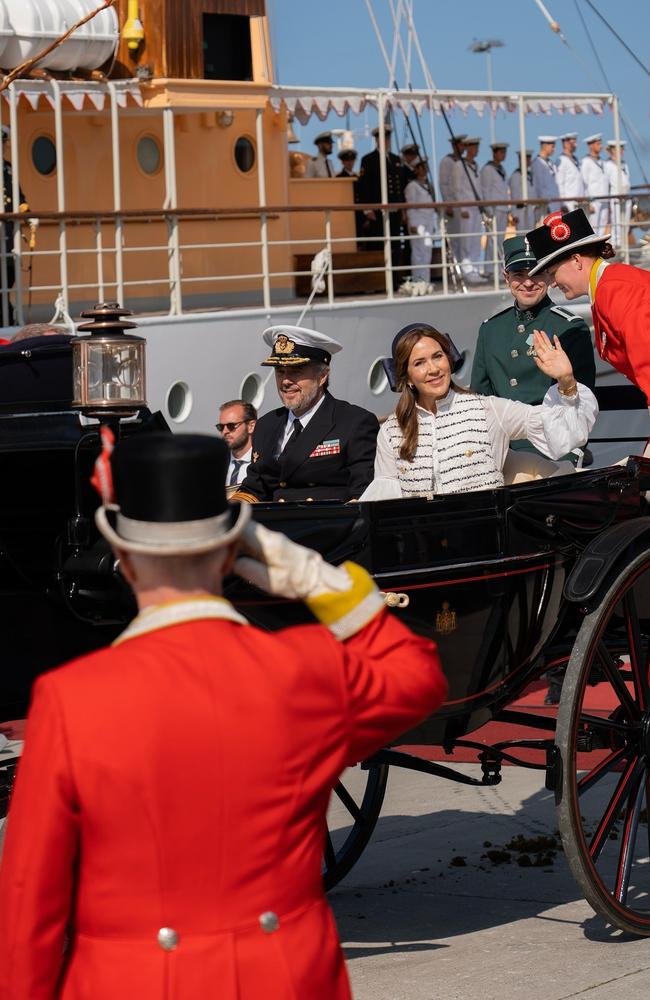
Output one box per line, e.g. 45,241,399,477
469,38,504,145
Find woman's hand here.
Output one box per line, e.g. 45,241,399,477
532,330,576,392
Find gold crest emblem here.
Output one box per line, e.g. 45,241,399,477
435,601,457,635
252,451,260,463
274,334,295,356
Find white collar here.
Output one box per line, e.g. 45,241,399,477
231,446,252,464
415,388,456,416
114,596,248,645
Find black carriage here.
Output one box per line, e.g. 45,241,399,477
3,332,650,937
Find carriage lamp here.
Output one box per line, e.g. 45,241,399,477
72,302,146,416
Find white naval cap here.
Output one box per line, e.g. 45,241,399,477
261,325,343,367
538,135,558,144
560,132,578,141
464,136,481,145
584,133,602,144
448,134,467,143
606,138,627,147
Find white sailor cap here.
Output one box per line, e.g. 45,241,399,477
261,325,343,367
560,132,578,141
584,133,602,144
411,156,428,168
519,148,533,157
490,140,509,149
464,136,481,145
538,135,558,144
400,142,419,155
314,131,333,144
371,123,393,136
449,134,467,143
606,138,627,147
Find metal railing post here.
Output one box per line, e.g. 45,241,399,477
255,106,271,310
50,80,68,315
439,214,449,296
325,209,334,305
95,218,105,301
378,92,394,299
163,106,183,315
107,82,124,306
9,85,24,325
0,95,9,326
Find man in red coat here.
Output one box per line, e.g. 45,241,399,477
527,208,650,403
0,432,446,1000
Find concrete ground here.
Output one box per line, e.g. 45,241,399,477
328,763,650,1000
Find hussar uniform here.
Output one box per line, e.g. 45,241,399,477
580,135,610,236
0,431,447,1000
555,133,585,212
604,141,631,248
451,138,484,280
531,137,561,216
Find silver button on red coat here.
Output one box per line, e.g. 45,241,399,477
157,927,179,951
259,911,280,933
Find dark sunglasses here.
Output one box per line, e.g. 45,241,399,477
216,420,245,433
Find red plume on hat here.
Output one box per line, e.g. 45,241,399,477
543,212,572,243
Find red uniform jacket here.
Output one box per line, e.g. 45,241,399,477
591,261,650,401
0,598,446,1000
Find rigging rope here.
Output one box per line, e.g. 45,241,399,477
582,0,650,79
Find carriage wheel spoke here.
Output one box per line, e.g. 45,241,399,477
623,593,649,711
596,643,639,720
589,756,642,862
324,829,336,870
615,774,644,904
578,745,630,795
334,781,364,823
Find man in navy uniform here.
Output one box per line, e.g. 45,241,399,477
305,131,335,178
471,234,595,463
234,326,379,503
357,123,404,286
1,124,29,325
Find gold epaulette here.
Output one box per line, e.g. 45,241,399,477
230,489,259,504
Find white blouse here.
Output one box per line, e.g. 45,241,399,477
363,384,598,500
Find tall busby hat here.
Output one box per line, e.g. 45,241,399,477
527,209,608,275
95,433,250,555
381,323,463,392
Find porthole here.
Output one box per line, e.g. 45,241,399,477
136,135,162,176
166,380,192,423
234,136,256,174
32,135,56,176
368,357,388,396
240,371,263,409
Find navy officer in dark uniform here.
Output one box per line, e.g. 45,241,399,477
2,124,29,325
357,123,404,285
471,234,596,464
234,326,379,503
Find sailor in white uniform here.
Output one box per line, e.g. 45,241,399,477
556,132,585,212
580,133,610,235
438,134,466,261
509,149,537,232
480,141,510,237
404,157,438,283
604,139,631,248
451,136,486,282
531,136,561,216
305,131,335,178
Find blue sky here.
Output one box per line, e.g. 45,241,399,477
268,0,650,185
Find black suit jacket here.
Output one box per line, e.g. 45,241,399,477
239,392,379,502
357,149,403,205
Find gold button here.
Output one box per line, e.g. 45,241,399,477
259,911,280,934
464,450,474,457
509,378,518,387
157,927,179,951
511,349,519,358
279,481,287,488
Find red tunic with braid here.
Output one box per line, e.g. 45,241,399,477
590,260,650,401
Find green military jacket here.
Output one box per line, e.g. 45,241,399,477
471,294,596,458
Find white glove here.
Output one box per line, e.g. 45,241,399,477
234,521,384,640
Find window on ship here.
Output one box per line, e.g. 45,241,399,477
203,14,253,81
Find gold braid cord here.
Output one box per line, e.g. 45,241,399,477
229,490,260,504
0,0,118,93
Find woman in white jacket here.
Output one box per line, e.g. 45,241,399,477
362,323,598,500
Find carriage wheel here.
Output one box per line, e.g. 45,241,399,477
323,761,389,891
556,550,650,935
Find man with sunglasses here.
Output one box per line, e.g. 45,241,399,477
217,399,257,493
471,234,595,462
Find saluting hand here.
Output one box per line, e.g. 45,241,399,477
532,330,575,390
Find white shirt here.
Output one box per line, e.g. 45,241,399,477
531,155,560,208
556,153,585,202
305,153,334,179
479,161,509,206
362,384,597,500
451,157,482,202
509,166,537,204
278,392,327,452
581,155,609,199
438,153,460,202
227,447,252,486
604,158,630,195
404,179,438,233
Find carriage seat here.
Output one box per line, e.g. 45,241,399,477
502,449,575,484
0,335,73,413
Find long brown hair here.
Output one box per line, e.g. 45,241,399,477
393,327,468,462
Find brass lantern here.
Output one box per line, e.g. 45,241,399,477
72,303,146,416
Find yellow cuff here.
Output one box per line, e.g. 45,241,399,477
307,561,383,639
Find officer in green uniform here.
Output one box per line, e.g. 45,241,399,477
471,234,596,463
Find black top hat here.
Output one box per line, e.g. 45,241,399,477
527,209,608,275
96,433,249,555
381,323,463,392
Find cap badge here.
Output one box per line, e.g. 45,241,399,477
544,212,571,243
524,237,532,256
274,334,295,356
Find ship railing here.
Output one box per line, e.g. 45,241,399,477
0,191,646,326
